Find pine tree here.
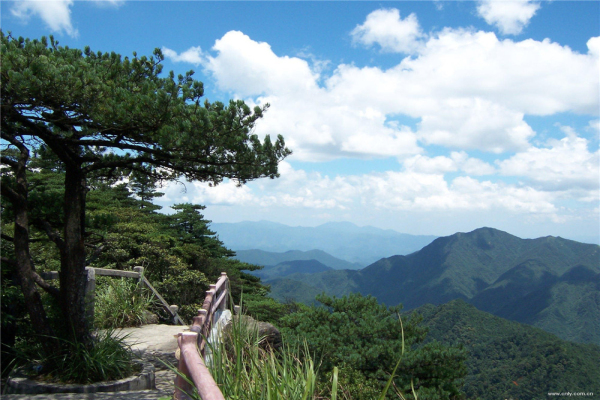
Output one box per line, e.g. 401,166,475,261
1,32,291,347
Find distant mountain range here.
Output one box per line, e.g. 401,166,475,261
233,249,362,270
212,221,437,266
417,300,600,399
263,227,600,345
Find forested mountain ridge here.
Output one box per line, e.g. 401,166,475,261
416,300,600,399
265,227,600,345
360,227,599,308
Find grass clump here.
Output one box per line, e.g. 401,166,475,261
95,277,155,329
206,314,320,400
13,329,137,384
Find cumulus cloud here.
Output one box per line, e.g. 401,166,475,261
416,98,534,153
160,161,559,219
199,31,420,161
351,8,425,54
161,179,255,206
163,20,599,159
204,31,320,98
477,0,541,35
588,119,600,135
498,127,600,192
403,152,496,175
162,46,204,65
11,0,78,37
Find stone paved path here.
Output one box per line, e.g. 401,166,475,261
2,324,188,400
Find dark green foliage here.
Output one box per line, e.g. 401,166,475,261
417,300,600,399
279,293,467,399
128,165,164,212
85,187,271,323
241,294,308,326
1,163,276,378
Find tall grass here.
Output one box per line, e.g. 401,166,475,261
205,313,321,400
95,277,155,329
170,302,417,399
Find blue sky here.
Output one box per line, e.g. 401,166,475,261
2,1,599,243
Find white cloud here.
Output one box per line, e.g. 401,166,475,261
11,0,78,37
199,31,420,161
162,163,558,218
498,127,600,192
161,179,255,206
351,8,425,54
162,46,204,65
417,98,534,153
91,0,125,7
477,0,541,35
403,152,496,175
205,31,320,98
171,17,598,159
588,37,600,58
588,119,600,135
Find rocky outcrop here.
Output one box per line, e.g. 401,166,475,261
225,315,282,351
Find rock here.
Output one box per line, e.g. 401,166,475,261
226,315,282,351
141,311,159,325
254,319,282,351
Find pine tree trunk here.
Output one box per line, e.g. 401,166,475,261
10,145,58,357
59,167,91,344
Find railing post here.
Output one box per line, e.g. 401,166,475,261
133,266,144,284
174,334,194,400
84,267,96,326
170,305,180,325
220,272,228,311
197,309,208,355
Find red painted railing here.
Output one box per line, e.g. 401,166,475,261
174,272,229,400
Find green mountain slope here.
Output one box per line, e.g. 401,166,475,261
265,227,600,344
268,269,362,303
252,259,333,280
234,249,362,270
416,300,600,400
